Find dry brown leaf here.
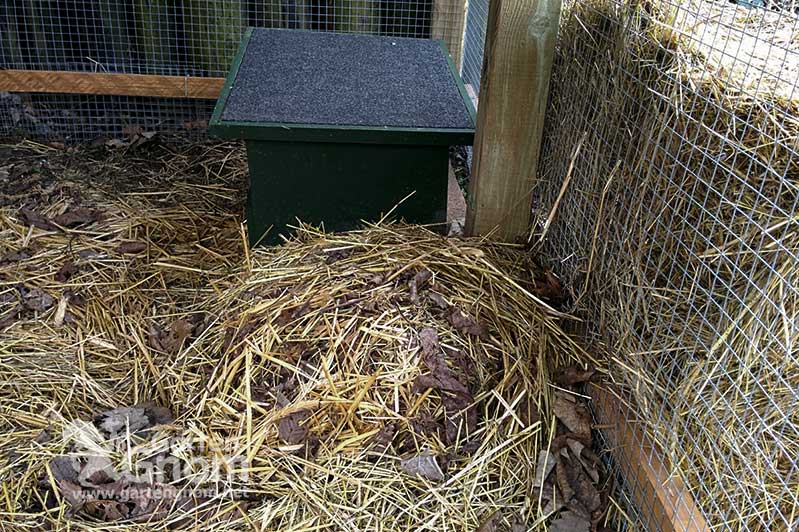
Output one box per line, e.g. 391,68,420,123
428,291,448,309
418,327,440,360
531,269,565,302
554,364,596,386
0,248,31,263
79,455,116,487
549,511,590,532
475,511,501,532
152,318,194,353
539,480,565,516
566,438,600,484
18,208,54,230
94,405,172,437
534,450,557,488
23,288,54,311
408,269,432,303
52,208,101,228
446,306,488,337
400,452,444,482
83,499,129,521
552,391,592,437
115,241,147,254
54,261,78,282
415,327,477,444
369,423,396,454
278,410,309,444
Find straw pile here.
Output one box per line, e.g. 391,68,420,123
0,141,618,530
537,0,799,529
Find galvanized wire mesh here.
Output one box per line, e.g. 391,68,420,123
0,0,467,141
530,0,799,530
460,0,487,90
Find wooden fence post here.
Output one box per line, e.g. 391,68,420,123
465,0,560,240
431,0,467,69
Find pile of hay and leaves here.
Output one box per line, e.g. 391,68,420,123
0,140,622,531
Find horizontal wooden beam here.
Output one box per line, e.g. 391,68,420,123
590,383,710,532
0,70,224,99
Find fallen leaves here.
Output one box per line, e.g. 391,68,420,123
54,261,78,282
114,241,148,254
369,423,397,454
554,364,596,386
51,208,102,228
445,306,488,337
18,208,54,231
408,269,432,303
93,404,173,437
278,410,310,444
549,511,591,532
17,207,101,231
148,319,194,354
413,327,477,445
44,404,192,524
22,287,54,312
553,391,592,438
400,452,445,482
539,368,610,531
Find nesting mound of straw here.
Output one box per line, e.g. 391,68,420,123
537,0,799,529
0,141,617,530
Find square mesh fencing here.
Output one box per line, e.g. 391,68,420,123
531,0,799,530
0,0,468,141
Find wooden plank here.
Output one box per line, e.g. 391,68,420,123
0,70,224,99
590,384,710,532
431,0,467,70
465,0,560,241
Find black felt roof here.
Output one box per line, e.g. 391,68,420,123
219,29,474,130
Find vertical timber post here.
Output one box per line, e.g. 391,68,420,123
431,0,467,69
465,0,560,240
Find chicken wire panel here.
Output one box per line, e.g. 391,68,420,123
0,92,214,142
536,0,799,530
0,0,467,140
460,0,487,89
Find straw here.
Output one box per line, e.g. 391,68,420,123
0,140,619,530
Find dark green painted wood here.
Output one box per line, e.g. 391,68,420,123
439,39,477,124
213,121,475,146
209,27,251,128
245,140,449,245
211,29,473,246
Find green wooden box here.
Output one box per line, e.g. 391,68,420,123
209,28,475,245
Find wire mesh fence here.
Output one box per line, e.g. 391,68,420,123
3,0,799,529
531,0,799,530
0,0,468,141
460,0,487,91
